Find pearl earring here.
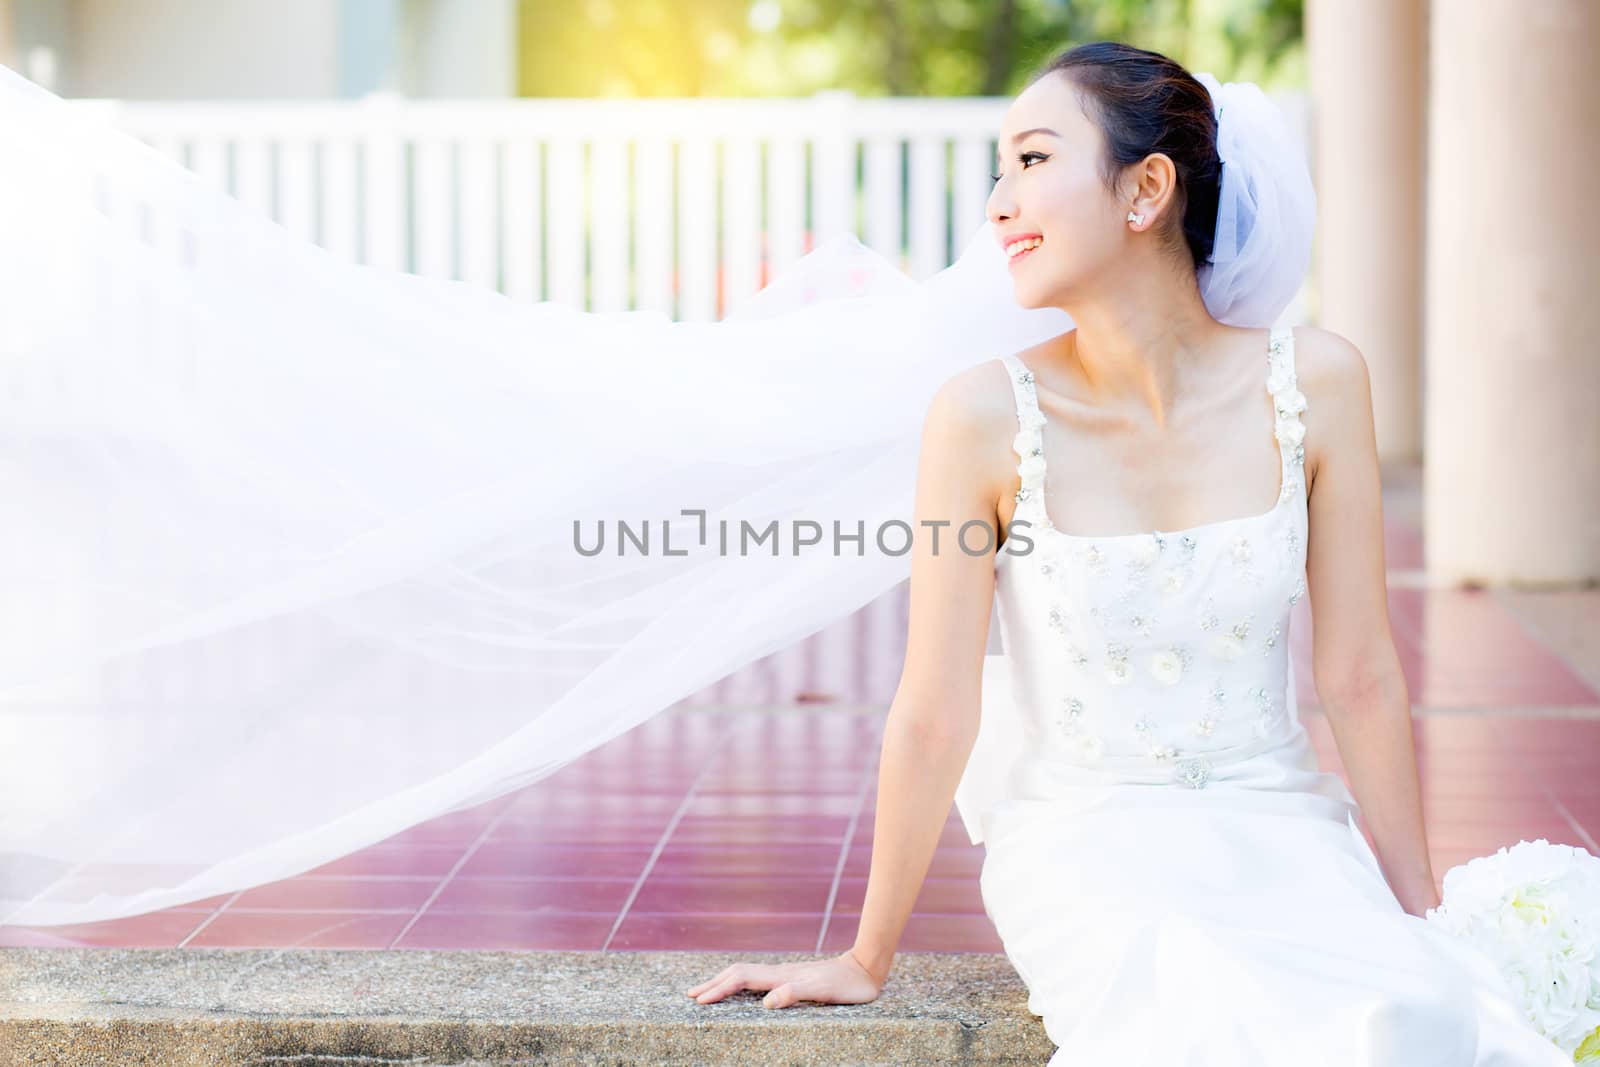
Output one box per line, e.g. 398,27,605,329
1127,210,1145,226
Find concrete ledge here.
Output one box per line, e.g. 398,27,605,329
0,947,1051,1066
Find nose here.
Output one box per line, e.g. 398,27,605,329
986,184,1014,225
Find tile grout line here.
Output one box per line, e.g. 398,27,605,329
1540,786,1599,855
385,799,525,950
1409,704,1600,718
598,711,756,953
175,890,247,948
815,713,887,955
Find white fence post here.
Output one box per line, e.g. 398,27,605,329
360,91,405,272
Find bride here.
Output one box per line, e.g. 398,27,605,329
0,33,1578,1065
682,41,1573,1066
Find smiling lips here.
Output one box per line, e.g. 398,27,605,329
1005,235,1043,263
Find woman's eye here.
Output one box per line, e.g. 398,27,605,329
990,152,1048,184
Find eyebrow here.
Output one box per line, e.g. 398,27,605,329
1006,127,1059,146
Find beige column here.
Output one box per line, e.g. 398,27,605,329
1305,0,1428,462
1425,1,1600,585
0,0,14,69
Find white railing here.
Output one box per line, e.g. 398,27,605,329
76,89,1309,322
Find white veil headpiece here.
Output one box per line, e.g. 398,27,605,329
0,62,1312,926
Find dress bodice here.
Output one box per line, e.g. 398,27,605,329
989,325,1310,789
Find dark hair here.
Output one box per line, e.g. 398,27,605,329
1031,41,1221,271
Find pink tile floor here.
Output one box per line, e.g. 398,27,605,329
5,510,1596,952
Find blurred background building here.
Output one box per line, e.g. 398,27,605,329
0,0,516,98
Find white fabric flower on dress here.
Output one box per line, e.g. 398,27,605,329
1276,415,1307,448
1019,453,1047,483
1149,649,1184,685
1266,360,1293,396
1131,536,1161,566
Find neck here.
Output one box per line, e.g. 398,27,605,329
1045,250,1224,425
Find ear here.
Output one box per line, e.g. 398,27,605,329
1124,153,1179,231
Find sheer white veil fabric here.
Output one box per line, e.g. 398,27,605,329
0,61,1312,925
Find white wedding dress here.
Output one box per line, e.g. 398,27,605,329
954,325,1569,1065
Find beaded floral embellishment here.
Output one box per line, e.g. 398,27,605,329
1007,362,1052,524
1267,328,1308,496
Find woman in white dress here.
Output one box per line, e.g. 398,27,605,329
0,34,1576,1061
684,41,1571,1065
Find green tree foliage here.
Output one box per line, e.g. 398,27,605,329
515,0,1304,98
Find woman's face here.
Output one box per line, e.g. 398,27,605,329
986,72,1127,309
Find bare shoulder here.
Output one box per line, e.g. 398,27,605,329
1288,326,1376,487
919,357,1022,507
1290,325,1372,413
923,357,1021,448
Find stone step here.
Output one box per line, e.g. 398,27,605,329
0,946,1050,1066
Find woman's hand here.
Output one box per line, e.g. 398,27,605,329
684,950,884,1009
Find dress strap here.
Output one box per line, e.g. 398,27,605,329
1266,325,1307,499
997,352,1051,529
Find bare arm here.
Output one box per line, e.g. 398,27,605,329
1300,327,1438,916
849,366,1011,985
684,367,1009,1010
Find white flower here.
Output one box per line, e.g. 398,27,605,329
1231,537,1252,563
1149,649,1184,685
1018,453,1047,484
1425,840,1600,1059
1104,659,1131,685
1266,361,1293,395
1131,536,1160,566
1276,416,1307,448
1276,387,1307,416
1161,571,1186,596
1013,429,1040,456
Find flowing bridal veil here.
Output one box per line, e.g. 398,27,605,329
0,60,1309,927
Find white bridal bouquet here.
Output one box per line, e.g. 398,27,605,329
1426,840,1600,1062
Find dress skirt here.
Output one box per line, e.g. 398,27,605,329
975,726,1572,1066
